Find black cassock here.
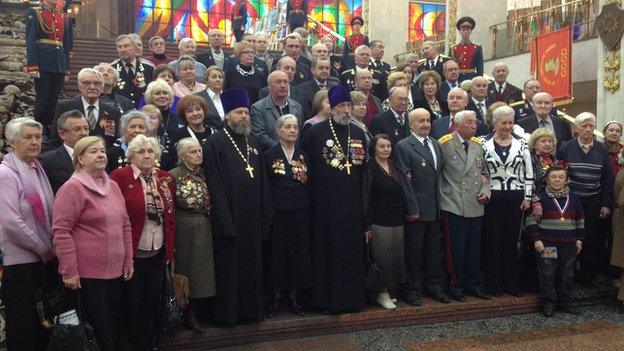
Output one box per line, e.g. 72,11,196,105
302,119,368,312
202,125,272,325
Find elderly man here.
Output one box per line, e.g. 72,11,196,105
302,85,368,313
370,86,411,146
145,35,173,66
557,112,613,288
254,34,274,68
293,27,313,61
258,56,309,119
517,92,572,149
438,110,492,302
169,38,207,82
341,45,388,101
111,34,154,107
95,63,136,114
511,79,558,121
51,68,121,148
197,29,226,69
487,62,522,104
128,33,155,67
354,69,383,127
202,87,272,326
251,71,303,150
39,110,89,193
417,41,451,77
394,108,450,305
466,76,491,122
369,40,391,77
432,87,488,139
437,60,460,103
296,57,339,117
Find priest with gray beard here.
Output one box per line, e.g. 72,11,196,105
202,87,273,325
302,85,369,313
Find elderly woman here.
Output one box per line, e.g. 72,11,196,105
140,104,163,138
350,90,373,145
173,94,213,147
224,41,267,104
604,121,624,179
382,72,414,112
198,66,226,130
53,136,133,351
172,56,207,98
106,110,150,172
0,118,55,350
139,64,180,112
301,90,330,139
365,134,417,309
414,70,448,121
482,105,533,297
262,114,311,318
557,112,613,287
170,137,215,331
529,128,559,197
145,78,185,136
110,134,176,351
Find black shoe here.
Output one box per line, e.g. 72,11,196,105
559,305,580,315
542,305,555,317
449,291,466,302
288,297,305,316
427,290,451,303
507,290,523,297
404,295,422,306
466,288,492,300
266,298,282,318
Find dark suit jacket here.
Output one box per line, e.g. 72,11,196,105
487,81,523,105
111,59,154,107
258,85,310,120
517,114,573,148
295,78,340,119
393,134,441,221
430,114,489,140
417,55,451,77
50,96,121,148
39,145,73,194
196,48,216,68
270,55,312,86
195,90,225,130
369,109,410,146
101,93,135,115
340,67,388,101
466,98,492,123
223,55,269,77
262,144,310,211
368,59,391,77
413,98,449,122
437,81,459,103
511,99,558,122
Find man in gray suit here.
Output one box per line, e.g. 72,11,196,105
251,71,303,150
438,110,492,302
394,108,450,305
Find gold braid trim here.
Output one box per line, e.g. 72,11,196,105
35,7,57,35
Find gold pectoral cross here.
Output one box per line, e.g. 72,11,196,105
345,160,352,175
246,164,254,178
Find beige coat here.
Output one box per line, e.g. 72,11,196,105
611,169,624,268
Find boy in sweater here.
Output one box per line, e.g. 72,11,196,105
526,165,584,317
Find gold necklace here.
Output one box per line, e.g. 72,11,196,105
223,128,254,178
328,117,352,175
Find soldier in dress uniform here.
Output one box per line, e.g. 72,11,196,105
26,0,73,133
110,34,154,108
232,0,248,43
287,0,307,32
342,16,369,69
417,41,451,78
449,16,483,83
510,79,558,121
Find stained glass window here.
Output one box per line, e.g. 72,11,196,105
408,1,446,42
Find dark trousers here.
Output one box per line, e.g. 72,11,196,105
121,251,165,351
404,220,443,293
445,213,483,293
1,262,48,351
536,245,576,308
80,278,122,351
578,196,609,278
484,190,524,294
34,71,65,130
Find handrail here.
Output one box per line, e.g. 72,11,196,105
488,0,588,30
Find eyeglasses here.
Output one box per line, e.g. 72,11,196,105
79,80,103,87
64,126,91,133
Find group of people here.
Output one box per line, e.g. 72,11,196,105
6,3,624,350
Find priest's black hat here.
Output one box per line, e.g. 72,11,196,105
328,85,351,109
351,16,364,26
456,16,475,30
221,87,250,114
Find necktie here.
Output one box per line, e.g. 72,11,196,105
539,118,548,128
319,83,326,90
376,60,382,68
449,120,456,133
498,85,504,94
476,102,484,117
451,82,457,88
423,138,435,167
429,60,435,69
463,140,469,153
125,62,135,79
398,113,405,126
87,105,96,129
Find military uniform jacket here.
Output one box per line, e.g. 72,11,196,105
487,81,523,105
438,132,491,218
341,68,388,101
25,6,73,74
449,41,483,81
111,59,154,107
511,99,558,121
417,54,451,77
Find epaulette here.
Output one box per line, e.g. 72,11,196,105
417,58,427,65
438,133,453,144
509,100,524,107
471,136,483,144
440,54,451,59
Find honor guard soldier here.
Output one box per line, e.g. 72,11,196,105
343,16,369,69
26,0,73,132
449,16,483,83
232,0,248,43
287,0,307,32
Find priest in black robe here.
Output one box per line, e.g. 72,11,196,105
202,87,273,325
302,85,369,313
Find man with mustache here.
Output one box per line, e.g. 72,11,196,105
202,87,273,326
301,85,369,313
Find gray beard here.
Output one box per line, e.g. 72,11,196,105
333,113,351,126
228,120,251,136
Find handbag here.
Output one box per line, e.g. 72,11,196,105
515,210,526,260
34,264,64,329
47,289,100,351
160,266,183,333
173,273,190,310
364,242,382,291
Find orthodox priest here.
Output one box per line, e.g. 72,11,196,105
302,85,368,313
202,87,273,325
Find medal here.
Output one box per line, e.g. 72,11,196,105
552,195,570,222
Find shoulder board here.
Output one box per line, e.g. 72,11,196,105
470,136,483,144
418,58,427,64
440,54,451,59
509,100,524,107
438,133,453,144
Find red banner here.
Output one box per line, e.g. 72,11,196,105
530,27,573,103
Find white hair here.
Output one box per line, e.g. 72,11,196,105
178,38,196,50
531,92,553,104
126,134,162,160
94,63,120,81
492,105,515,125
176,137,201,164
453,110,476,124
119,110,151,141
574,112,596,126
5,117,42,144
354,45,371,55
275,114,298,131
447,87,468,100
77,68,103,83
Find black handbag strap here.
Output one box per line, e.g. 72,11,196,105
54,287,83,324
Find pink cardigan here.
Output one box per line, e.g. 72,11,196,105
52,169,133,280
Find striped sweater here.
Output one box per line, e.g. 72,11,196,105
526,190,585,246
